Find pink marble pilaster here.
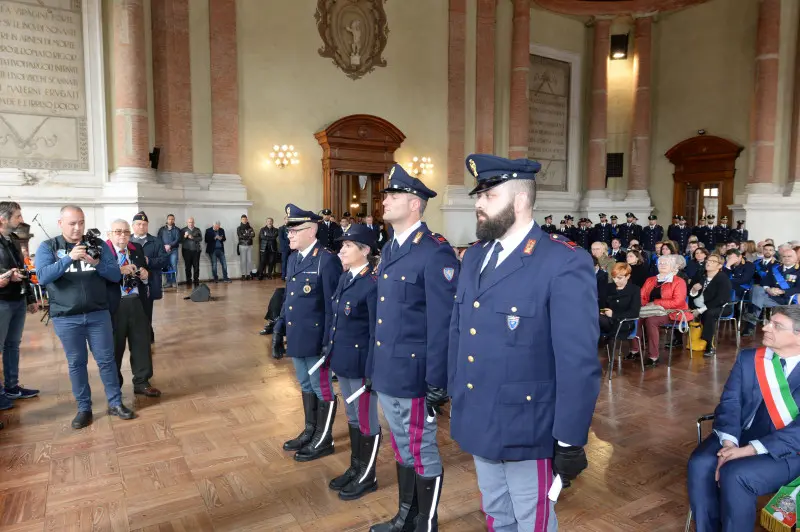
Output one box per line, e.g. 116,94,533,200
508,0,530,159
448,0,467,185
475,0,496,154
209,0,239,176
629,16,652,191
750,0,780,185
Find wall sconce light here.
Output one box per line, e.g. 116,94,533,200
610,33,629,60
269,144,299,169
405,156,434,177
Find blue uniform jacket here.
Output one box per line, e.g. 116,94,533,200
371,223,460,398
328,265,377,379
725,261,754,298
759,264,800,304
714,348,800,462
592,223,612,245
694,225,716,250
136,234,168,300
274,242,342,358
641,225,663,252
448,225,602,461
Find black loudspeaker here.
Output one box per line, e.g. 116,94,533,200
149,147,161,169
187,283,211,302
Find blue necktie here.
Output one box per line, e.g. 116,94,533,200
391,239,400,255
781,358,787,375
480,242,503,287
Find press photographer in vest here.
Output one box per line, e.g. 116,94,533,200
0,201,39,413
35,205,135,429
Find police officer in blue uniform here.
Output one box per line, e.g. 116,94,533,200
714,215,731,245
609,214,620,242
593,213,612,245
695,215,716,250
449,154,601,531
574,218,591,250
326,224,381,501
369,164,459,532
618,212,641,247
641,214,663,252
673,215,691,254
318,209,343,252
667,214,680,242
272,204,343,462
729,220,748,243
541,215,556,234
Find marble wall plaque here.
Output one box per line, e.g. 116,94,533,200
528,54,569,192
0,0,88,171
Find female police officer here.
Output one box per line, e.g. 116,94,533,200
326,224,381,500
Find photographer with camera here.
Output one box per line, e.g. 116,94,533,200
0,201,39,412
106,220,161,398
35,205,135,429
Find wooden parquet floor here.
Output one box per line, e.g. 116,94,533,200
0,280,765,531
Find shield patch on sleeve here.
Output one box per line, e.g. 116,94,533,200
507,315,520,331
443,267,455,282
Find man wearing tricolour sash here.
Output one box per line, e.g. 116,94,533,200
688,305,800,531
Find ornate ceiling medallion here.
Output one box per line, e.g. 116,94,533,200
315,0,389,80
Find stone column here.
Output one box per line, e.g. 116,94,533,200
112,0,155,182
475,0,496,154
448,0,467,186
209,0,242,188
508,0,530,159
749,0,780,189
586,19,610,194
629,16,652,195
151,0,193,180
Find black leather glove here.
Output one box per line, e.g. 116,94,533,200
364,378,373,393
553,444,587,486
425,385,448,417
320,344,331,359
271,332,286,360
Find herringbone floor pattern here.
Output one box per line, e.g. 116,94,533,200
0,281,765,531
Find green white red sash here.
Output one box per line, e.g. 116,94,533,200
755,347,799,430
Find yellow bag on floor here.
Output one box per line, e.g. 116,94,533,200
688,321,707,352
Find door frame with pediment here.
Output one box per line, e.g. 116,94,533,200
314,114,406,221
666,135,743,226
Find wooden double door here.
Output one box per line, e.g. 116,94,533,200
666,135,742,226
335,172,386,220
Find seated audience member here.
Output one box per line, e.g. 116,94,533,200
724,249,754,300
609,238,626,262
600,263,641,337
674,254,689,282
685,239,700,261
687,306,800,531
686,247,709,282
753,242,778,284
626,250,648,289
740,240,758,262
743,245,800,336
591,241,616,281
688,252,733,357
649,240,678,276
630,254,692,367
593,256,608,308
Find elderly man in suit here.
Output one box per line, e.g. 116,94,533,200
688,305,800,531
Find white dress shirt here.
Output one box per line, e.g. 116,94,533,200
717,351,800,454
392,220,423,248
298,240,317,261
480,220,535,272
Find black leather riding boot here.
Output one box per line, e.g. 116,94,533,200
369,463,418,532
283,392,317,451
413,473,443,532
329,424,360,491
340,431,380,500
295,397,337,462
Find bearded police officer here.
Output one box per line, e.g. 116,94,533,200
369,164,459,532
449,154,601,531
272,204,343,461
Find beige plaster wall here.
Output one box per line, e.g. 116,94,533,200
607,17,634,197
189,0,213,175
237,0,449,232
649,0,758,217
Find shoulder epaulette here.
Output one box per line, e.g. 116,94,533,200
428,233,450,246
549,233,579,251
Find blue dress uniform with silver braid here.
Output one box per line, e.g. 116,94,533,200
449,154,601,532
694,215,716,250
592,214,613,245
641,215,663,252
370,164,459,532
672,216,692,253
272,204,343,462
326,224,382,501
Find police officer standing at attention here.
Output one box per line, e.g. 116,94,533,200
449,154,601,531
369,164,459,532
641,214,663,252
326,224,381,501
674,215,691,253
593,213,612,246
272,205,342,461
318,209,343,252
540,214,556,234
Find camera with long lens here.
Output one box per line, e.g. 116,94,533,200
79,228,104,260
122,268,141,291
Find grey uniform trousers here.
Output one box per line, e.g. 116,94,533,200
378,392,442,478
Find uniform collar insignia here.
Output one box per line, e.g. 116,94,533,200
358,265,369,276
312,247,319,257
412,231,423,244
523,239,536,255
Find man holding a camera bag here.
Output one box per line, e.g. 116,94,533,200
0,201,39,412
35,205,135,429
106,219,161,398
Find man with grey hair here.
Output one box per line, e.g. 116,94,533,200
0,201,39,409
179,217,202,286
35,205,135,429
204,221,232,283
743,245,800,336
688,305,800,530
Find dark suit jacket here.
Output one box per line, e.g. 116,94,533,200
603,282,642,321
135,234,168,300
105,241,149,315
689,271,732,312
204,227,227,255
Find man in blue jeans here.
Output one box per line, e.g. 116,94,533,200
204,221,232,283
35,205,135,429
0,201,40,412
156,214,180,288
